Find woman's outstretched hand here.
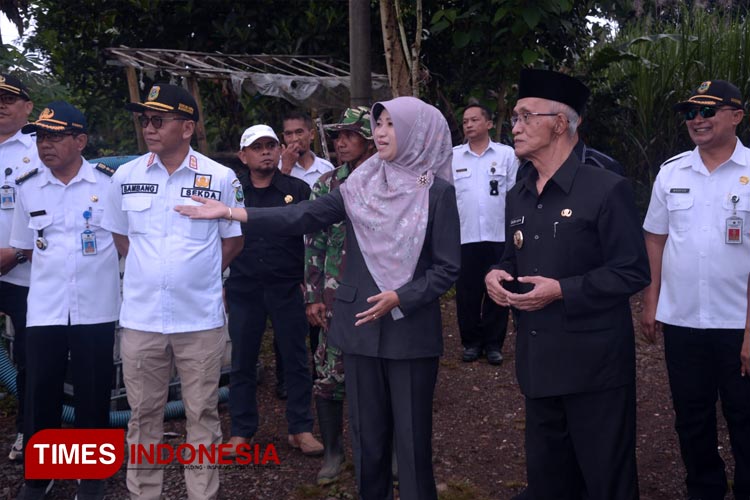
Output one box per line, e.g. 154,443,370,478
175,195,246,222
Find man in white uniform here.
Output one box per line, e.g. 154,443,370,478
101,84,244,500
11,101,120,500
642,79,750,500
0,73,38,463
452,103,518,364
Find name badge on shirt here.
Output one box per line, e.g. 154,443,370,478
81,229,97,255
726,216,743,244
0,185,14,209
510,216,525,227
81,208,97,255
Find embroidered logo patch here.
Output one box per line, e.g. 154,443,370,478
194,174,211,188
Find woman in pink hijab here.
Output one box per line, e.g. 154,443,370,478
177,96,460,500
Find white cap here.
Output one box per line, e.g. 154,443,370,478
239,124,279,148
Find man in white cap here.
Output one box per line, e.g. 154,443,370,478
224,124,323,456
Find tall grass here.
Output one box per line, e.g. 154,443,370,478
582,8,750,209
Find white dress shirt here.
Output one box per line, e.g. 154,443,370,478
452,140,518,244
0,130,41,286
10,159,120,326
101,149,243,334
284,154,334,188
643,138,750,329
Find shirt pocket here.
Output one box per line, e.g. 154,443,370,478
174,197,211,240
27,214,53,231
90,208,105,227
452,167,472,185
121,196,151,234
177,216,211,240
334,283,357,303
486,163,507,178
666,193,694,232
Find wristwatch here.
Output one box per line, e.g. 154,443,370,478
15,250,27,264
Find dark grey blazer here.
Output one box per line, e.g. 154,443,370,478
245,177,461,360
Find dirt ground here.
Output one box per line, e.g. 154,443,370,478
0,294,738,499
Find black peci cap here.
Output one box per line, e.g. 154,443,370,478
517,69,590,115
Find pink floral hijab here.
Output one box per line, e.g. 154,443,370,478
340,97,453,315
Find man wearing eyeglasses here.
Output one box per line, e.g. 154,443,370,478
11,101,120,500
223,124,323,457
485,69,650,500
101,83,244,500
642,80,750,500
0,73,39,466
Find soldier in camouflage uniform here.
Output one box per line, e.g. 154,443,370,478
304,106,375,485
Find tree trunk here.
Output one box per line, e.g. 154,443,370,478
379,0,411,97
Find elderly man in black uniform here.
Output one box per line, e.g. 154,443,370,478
485,69,650,500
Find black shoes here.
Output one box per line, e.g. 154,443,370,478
462,346,481,362
462,346,503,365
486,349,503,365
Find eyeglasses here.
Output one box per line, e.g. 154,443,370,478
245,141,279,153
138,115,188,129
683,106,736,121
35,131,79,143
0,94,23,105
510,112,560,127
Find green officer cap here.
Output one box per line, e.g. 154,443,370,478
324,106,372,140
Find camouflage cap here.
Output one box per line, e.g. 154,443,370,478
323,106,372,140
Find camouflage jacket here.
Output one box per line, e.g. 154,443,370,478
304,163,352,310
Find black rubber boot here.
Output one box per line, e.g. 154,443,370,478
316,396,345,485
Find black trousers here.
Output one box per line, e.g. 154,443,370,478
344,353,439,500
0,281,28,433
525,384,638,500
274,325,320,385
23,323,115,488
455,241,508,351
663,325,750,500
226,281,314,436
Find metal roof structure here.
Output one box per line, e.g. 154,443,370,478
106,46,390,110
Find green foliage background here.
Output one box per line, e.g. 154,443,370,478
581,6,750,207
3,0,750,208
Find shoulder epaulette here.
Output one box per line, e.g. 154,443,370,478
95,162,117,177
14,168,38,185
660,151,691,169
